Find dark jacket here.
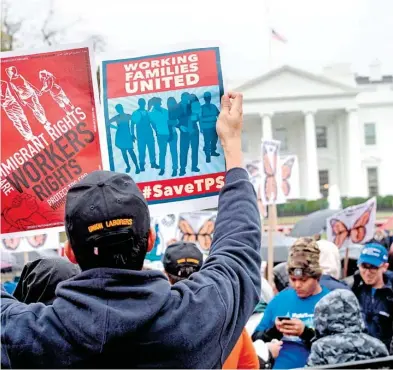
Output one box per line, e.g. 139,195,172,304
1,168,261,369
307,289,389,367
351,270,393,350
319,274,350,291
13,258,80,304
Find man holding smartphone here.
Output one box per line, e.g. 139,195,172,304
252,237,330,369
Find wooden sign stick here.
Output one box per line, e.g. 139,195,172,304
267,203,277,285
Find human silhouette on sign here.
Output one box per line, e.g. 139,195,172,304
1,80,34,141
178,93,200,176
167,96,179,177
200,91,220,163
39,70,75,114
148,97,170,176
108,104,140,174
131,98,159,172
5,66,51,128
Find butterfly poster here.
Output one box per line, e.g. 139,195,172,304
244,160,267,217
326,197,377,249
176,211,216,255
260,140,286,205
280,155,299,200
0,232,59,253
245,160,262,195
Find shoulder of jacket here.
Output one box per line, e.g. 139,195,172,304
312,336,332,345
310,338,331,355
384,271,393,286
168,282,223,307
5,301,47,319
365,335,390,351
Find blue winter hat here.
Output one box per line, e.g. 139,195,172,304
358,243,388,268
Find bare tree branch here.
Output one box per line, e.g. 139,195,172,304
40,0,56,45
1,0,104,51
88,35,106,52
1,0,23,50
40,0,82,46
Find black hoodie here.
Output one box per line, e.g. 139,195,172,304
1,168,261,369
13,258,80,305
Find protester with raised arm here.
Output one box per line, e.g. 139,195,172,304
1,92,262,369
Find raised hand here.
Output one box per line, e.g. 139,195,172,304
216,92,243,170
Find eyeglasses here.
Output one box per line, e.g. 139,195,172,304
360,263,379,271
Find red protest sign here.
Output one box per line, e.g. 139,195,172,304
1,44,103,236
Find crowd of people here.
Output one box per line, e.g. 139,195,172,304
1,92,393,369
252,238,392,368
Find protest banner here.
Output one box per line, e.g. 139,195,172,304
260,140,285,206
1,232,59,253
100,46,226,215
245,159,262,195
327,197,377,276
245,144,300,283
378,214,393,231
244,159,267,217
260,139,282,284
280,155,299,200
245,154,299,218
176,211,216,255
1,44,103,237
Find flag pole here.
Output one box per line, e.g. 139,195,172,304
265,0,272,70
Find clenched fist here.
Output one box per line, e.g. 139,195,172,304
4,194,39,230
216,92,243,170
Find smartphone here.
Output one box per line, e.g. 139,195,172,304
277,316,291,321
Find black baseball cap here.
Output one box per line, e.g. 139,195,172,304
163,242,203,278
65,170,150,269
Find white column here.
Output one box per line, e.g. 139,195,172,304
304,111,320,200
261,113,273,140
336,114,348,195
346,108,367,197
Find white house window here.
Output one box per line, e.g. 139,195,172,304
316,126,327,148
274,128,288,151
364,123,376,145
318,170,329,197
367,167,379,196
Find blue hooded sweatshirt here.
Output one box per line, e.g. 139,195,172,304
1,168,261,369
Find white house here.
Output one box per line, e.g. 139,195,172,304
237,63,393,199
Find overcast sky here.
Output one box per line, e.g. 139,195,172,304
9,0,393,85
